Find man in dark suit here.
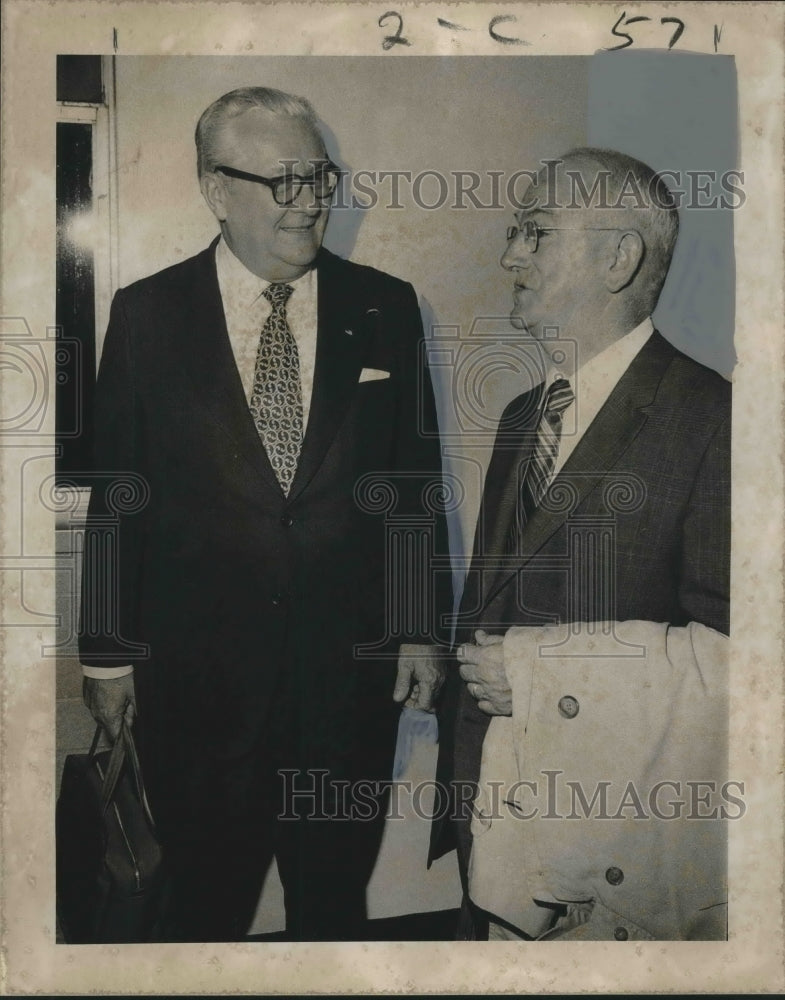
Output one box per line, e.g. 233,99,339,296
433,148,730,940
79,87,449,942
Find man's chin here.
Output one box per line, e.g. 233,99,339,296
274,243,322,276
512,315,548,342
288,248,321,268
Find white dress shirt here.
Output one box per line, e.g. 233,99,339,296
550,317,654,479
215,236,319,426
82,239,319,679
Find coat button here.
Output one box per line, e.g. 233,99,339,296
557,695,579,719
272,593,283,607
280,514,293,527
614,926,629,941
605,866,624,886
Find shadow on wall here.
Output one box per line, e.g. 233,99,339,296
588,50,737,378
317,117,364,260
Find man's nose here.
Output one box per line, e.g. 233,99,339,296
501,238,530,272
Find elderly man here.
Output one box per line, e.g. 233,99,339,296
433,148,730,941
78,87,448,942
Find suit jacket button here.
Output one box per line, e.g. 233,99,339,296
272,593,283,607
280,515,293,527
605,866,624,885
614,926,629,941
558,695,579,719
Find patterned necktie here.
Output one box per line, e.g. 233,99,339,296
507,377,575,553
249,283,303,495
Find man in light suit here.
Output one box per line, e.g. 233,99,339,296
78,87,449,942
433,148,730,940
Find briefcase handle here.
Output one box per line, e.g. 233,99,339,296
91,721,156,830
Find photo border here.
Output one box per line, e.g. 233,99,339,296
1,1,783,993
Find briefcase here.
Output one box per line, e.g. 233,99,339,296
56,719,166,943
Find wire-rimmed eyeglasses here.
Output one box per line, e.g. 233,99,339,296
215,162,344,206
506,218,622,253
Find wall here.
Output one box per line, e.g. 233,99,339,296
588,50,738,377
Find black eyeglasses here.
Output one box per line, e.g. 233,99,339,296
506,218,621,253
215,163,343,206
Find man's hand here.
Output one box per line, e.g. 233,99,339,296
457,629,512,716
82,674,137,742
393,643,446,712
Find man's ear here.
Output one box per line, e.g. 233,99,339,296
606,230,644,293
200,172,229,222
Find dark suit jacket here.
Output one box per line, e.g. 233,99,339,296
433,332,731,879
79,242,449,815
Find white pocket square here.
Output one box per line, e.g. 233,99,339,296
359,368,390,382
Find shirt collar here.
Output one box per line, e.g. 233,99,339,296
576,317,653,396
550,317,654,392
215,236,315,308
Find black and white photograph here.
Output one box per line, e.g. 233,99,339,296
1,1,783,994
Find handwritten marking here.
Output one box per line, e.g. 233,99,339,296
714,23,723,51
608,13,650,51
437,17,470,32
660,17,685,49
607,12,684,51
378,11,411,50
488,14,527,46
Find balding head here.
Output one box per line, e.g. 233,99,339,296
558,148,679,310
521,149,680,312
501,148,680,363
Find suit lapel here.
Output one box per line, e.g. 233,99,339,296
175,244,369,499
479,390,543,560
288,249,367,498
175,241,282,493
456,391,542,623
482,333,677,610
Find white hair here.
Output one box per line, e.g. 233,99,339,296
195,87,322,178
561,147,680,307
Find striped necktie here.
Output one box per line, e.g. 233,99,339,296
507,377,575,553
249,282,303,495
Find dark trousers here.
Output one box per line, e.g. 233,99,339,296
158,770,391,942
274,770,390,941
138,704,397,942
